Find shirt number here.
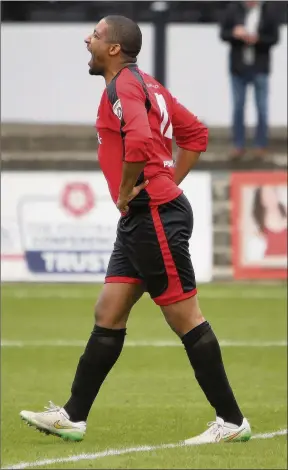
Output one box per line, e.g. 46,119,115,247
155,93,172,139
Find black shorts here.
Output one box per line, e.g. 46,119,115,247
105,193,197,306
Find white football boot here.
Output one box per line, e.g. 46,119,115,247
184,417,251,445
20,401,86,441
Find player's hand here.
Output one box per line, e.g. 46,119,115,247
117,180,149,213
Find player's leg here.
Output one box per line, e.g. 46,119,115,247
63,281,144,424
134,194,251,444
20,240,144,441
161,295,251,444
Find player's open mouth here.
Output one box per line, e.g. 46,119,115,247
88,53,93,67
87,47,92,66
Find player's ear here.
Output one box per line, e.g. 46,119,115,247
109,44,121,57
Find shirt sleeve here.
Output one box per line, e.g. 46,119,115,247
171,97,208,152
115,76,153,163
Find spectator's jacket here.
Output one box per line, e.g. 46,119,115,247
220,1,280,75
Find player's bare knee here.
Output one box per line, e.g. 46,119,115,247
94,297,129,329
161,294,205,337
93,300,104,325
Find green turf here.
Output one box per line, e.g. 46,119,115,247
1,282,287,469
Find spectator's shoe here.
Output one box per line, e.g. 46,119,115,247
230,148,245,160
184,417,251,445
20,401,86,441
253,148,268,158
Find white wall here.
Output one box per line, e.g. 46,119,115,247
1,23,287,126
1,23,154,124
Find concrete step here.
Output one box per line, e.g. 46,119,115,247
4,153,285,172
212,266,233,279
213,251,232,267
214,231,231,247
213,225,230,233
214,245,231,254
213,209,231,226
1,151,97,162
2,123,287,155
212,184,230,201
213,200,231,210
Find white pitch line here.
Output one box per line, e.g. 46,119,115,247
1,289,286,300
3,429,287,470
1,339,287,348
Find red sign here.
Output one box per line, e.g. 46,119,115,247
231,172,287,280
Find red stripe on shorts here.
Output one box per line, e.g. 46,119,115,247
105,276,142,284
150,206,197,306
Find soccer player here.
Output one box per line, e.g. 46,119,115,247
20,16,251,445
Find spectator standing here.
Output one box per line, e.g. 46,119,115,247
220,1,280,160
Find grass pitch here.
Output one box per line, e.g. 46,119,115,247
1,282,287,469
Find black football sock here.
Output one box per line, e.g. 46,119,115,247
64,325,126,422
182,321,244,426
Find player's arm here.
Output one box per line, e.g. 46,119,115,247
171,98,208,186
115,78,153,210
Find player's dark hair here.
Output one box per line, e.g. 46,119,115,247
252,186,286,233
104,15,142,63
